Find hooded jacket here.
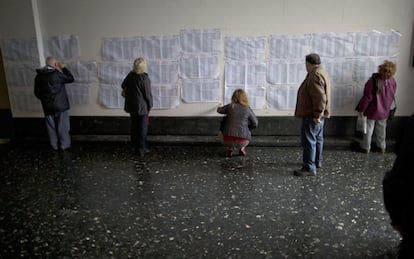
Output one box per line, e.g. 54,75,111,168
34,66,74,114
121,72,153,116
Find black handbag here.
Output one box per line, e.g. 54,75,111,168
388,106,396,120
388,96,397,120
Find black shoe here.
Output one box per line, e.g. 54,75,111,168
138,149,145,158
294,169,316,177
359,148,370,154
134,148,145,157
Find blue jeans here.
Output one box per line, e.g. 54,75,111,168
301,118,324,173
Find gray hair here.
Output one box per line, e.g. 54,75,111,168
133,57,147,74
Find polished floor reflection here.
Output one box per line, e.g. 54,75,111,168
0,142,400,258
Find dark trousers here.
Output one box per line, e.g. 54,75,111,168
130,114,148,151
399,236,414,258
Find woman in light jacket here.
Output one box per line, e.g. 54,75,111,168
217,89,258,157
356,60,397,154
121,57,153,157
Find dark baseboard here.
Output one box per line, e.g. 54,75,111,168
0,109,12,139
5,115,407,143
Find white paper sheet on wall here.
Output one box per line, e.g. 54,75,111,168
9,88,42,113
102,35,181,61
322,58,354,84
312,32,355,57
66,83,89,106
225,61,266,86
266,59,304,110
151,84,180,109
181,79,220,103
147,60,179,84
102,36,141,61
180,29,221,54
178,29,221,105
225,36,266,61
4,63,37,87
331,84,355,111
139,35,180,60
0,38,39,62
246,87,266,110
98,62,131,108
224,61,267,109
267,60,307,85
99,84,124,109
269,34,312,59
353,56,398,83
267,85,299,110
66,61,98,84
354,83,365,105
98,62,131,85
354,31,400,57
179,54,220,79
43,35,80,60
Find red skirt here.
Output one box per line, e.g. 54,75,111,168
223,136,248,143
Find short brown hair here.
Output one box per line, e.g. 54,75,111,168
231,89,249,107
378,60,396,79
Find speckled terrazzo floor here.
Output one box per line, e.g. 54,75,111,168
0,142,401,258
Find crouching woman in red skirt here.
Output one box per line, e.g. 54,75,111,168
217,89,258,157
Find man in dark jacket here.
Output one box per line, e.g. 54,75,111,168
383,114,414,258
34,56,74,151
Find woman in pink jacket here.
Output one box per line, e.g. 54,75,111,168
356,60,397,154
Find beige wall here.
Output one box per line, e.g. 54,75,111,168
1,0,413,117
0,0,37,38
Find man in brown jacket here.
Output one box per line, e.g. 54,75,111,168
294,53,331,176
